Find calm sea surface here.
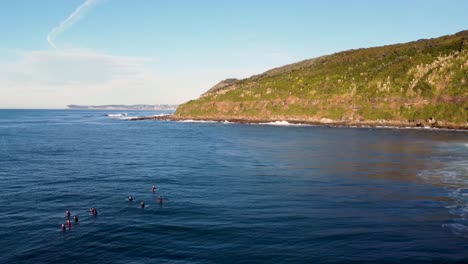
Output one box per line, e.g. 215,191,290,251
0,110,467,264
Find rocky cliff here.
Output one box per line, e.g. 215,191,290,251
175,30,468,128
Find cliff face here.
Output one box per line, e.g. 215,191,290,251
176,31,468,127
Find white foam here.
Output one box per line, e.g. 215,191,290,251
106,113,128,118
419,161,468,187
258,121,311,127
118,115,146,120
177,120,217,123
107,113,169,120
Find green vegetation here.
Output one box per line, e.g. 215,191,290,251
176,30,468,126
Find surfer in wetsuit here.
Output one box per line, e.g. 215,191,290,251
65,210,71,218
61,224,66,232
128,196,134,202
73,215,79,222
157,196,163,204
90,208,98,215
140,202,145,208
152,185,156,192
66,219,71,227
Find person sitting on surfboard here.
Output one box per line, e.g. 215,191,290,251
157,196,164,204
128,196,134,201
66,219,71,227
73,215,79,222
140,202,145,208
65,210,71,218
61,224,66,232
152,185,156,192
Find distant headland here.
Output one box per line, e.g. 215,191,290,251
171,30,467,130
67,104,178,110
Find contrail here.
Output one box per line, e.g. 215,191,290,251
47,0,99,49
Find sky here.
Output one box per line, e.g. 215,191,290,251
0,0,467,108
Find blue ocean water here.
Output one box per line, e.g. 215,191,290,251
0,110,467,264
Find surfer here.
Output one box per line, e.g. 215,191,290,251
140,202,145,208
157,196,164,204
152,185,156,192
66,219,71,227
73,215,79,222
128,196,134,202
61,224,66,232
65,210,71,218
90,208,98,215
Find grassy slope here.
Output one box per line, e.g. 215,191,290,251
176,31,468,126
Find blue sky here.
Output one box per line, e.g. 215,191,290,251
0,0,467,108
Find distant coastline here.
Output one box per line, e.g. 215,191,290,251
67,104,178,110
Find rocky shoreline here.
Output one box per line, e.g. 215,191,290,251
129,115,468,131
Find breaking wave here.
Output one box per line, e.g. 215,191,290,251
258,121,311,126
106,113,128,118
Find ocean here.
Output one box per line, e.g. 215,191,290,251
0,109,467,264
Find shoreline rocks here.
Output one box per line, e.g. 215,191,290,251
128,115,468,130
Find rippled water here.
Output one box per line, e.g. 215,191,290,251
0,110,467,264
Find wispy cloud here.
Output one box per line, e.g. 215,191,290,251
47,0,100,49
0,50,212,107
2,50,153,86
